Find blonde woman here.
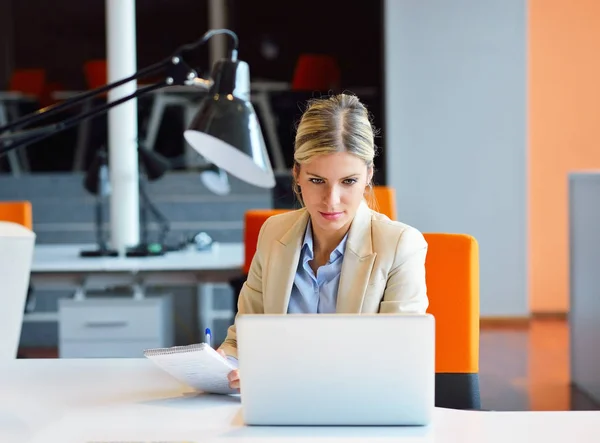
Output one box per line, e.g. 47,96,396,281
218,93,428,389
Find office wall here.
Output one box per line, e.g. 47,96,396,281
383,0,528,316
528,0,600,313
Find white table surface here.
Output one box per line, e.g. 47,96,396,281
0,358,598,443
31,242,244,273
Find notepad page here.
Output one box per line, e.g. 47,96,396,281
144,344,237,395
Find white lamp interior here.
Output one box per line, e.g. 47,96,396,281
200,168,231,195
184,130,275,189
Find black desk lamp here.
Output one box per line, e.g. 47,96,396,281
0,29,275,254
81,148,118,257
127,145,172,257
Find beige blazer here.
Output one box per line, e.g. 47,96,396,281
220,200,429,358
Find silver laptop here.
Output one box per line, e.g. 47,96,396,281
236,313,435,426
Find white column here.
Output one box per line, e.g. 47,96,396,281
106,0,140,254
185,0,228,167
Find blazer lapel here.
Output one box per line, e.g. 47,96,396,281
336,201,377,313
264,209,309,314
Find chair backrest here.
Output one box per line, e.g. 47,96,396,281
0,222,36,359
243,209,290,274
0,201,33,230
291,54,341,91
244,189,397,273
368,186,397,220
240,210,481,408
84,59,107,89
423,232,480,409
9,69,47,98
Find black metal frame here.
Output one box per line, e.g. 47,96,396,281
0,29,239,157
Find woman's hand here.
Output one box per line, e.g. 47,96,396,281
217,349,240,390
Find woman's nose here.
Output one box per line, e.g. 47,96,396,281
324,185,341,205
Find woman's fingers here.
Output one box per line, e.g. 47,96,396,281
228,369,240,390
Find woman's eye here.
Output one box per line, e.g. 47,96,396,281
343,179,357,185
309,178,324,184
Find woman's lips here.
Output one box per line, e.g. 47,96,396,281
319,211,344,221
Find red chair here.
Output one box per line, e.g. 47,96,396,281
84,60,107,89
9,69,47,98
291,54,341,91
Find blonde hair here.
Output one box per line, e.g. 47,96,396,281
292,93,379,206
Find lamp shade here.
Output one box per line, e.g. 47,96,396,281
184,59,275,189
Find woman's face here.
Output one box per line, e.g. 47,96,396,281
295,152,372,235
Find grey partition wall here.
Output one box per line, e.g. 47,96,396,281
569,172,600,403
0,172,271,348
383,0,528,316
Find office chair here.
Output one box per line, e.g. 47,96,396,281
423,233,481,409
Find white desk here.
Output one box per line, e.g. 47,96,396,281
0,358,598,443
28,242,244,335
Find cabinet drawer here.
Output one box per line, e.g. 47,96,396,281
58,298,169,341
60,339,161,358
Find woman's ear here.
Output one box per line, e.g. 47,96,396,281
367,166,374,186
293,163,301,183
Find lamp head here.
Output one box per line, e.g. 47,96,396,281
184,58,275,189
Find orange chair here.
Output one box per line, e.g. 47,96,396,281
243,209,290,274
0,201,33,230
9,69,47,99
423,233,480,409
236,209,481,409
84,60,107,89
291,54,341,92
368,186,397,220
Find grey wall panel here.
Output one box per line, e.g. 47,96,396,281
1,172,269,348
383,0,528,316
569,172,600,403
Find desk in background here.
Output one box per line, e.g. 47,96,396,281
0,172,272,350
0,358,598,442
28,242,244,355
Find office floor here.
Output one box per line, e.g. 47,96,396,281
479,318,599,411
18,318,600,411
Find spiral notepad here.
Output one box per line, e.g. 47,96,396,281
144,343,238,395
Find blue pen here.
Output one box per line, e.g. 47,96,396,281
205,328,212,348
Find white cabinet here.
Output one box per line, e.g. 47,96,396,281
58,295,174,358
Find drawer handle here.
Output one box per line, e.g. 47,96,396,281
83,321,128,328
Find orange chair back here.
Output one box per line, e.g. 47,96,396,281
244,209,290,274
291,54,341,91
0,201,33,230
423,233,479,373
84,60,107,89
9,69,47,98
368,186,397,220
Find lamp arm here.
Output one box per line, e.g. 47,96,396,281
0,28,239,156
0,82,166,156
0,58,174,136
